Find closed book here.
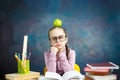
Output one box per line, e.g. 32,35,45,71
85,74,117,80
86,62,119,70
84,66,110,75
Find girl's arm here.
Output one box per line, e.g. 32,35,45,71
59,49,76,72
44,51,56,72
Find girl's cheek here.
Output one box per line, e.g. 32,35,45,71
50,43,56,46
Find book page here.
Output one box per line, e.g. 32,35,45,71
45,71,84,80
45,71,62,80
62,71,84,80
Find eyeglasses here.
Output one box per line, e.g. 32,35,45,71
49,35,67,43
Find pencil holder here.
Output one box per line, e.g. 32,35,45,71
18,60,30,74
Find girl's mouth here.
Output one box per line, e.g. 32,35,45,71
56,44,62,47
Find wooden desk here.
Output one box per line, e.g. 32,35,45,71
84,76,94,80
5,71,40,80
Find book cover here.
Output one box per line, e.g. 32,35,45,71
84,67,110,72
84,67,110,75
86,62,119,70
45,70,85,80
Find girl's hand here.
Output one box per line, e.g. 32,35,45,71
50,46,58,55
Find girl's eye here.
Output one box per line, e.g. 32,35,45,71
59,36,65,40
52,37,57,40
59,36,63,39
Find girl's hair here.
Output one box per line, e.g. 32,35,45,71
48,27,70,59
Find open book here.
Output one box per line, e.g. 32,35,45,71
45,70,84,80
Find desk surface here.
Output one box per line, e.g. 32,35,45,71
5,71,40,80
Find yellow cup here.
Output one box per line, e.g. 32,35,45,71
18,60,30,74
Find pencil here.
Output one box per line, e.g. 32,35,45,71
14,55,20,61
27,52,31,60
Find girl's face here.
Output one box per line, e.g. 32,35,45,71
49,28,68,49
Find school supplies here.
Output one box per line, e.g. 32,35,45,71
14,35,31,74
18,60,30,74
22,35,28,61
14,54,20,61
14,52,31,61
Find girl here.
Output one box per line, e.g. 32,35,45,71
44,26,76,75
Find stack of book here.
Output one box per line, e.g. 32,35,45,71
84,62,119,80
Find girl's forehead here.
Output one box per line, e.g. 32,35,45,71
49,28,65,37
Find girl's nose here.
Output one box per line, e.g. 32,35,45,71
56,38,60,42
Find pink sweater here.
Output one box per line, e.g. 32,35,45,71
44,49,76,75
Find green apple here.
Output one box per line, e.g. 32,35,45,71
53,19,62,27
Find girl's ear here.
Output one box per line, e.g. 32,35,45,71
66,37,68,41
65,37,68,44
